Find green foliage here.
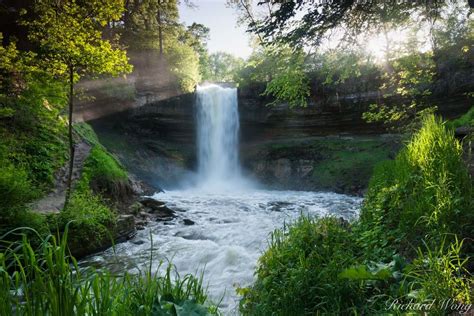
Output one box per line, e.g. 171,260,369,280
0,160,37,216
1,53,68,191
242,116,473,314
239,217,362,315
121,0,179,50
74,122,101,147
363,52,437,131
238,45,310,108
203,52,243,83
359,115,472,258
25,0,132,79
74,123,129,197
166,41,201,92
54,189,116,250
0,229,218,315
406,237,472,309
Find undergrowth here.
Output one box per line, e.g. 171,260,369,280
240,115,473,315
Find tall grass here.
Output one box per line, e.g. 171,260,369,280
0,227,218,315
359,115,473,258
240,115,473,315
239,217,363,315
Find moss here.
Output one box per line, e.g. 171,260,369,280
74,123,129,200
310,139,392,191
247,136,400,194
74,122,101,146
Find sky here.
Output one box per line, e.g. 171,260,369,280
178,0,253,59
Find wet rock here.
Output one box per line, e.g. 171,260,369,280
115,215,136,242
135,219,147,230
139,211,152,219
154,205,176,221
273,159,292,180
139,197,166,210
183,218,195,225
454,126,474,139
131,239,145,245
268,201,292,212
338,217,350,229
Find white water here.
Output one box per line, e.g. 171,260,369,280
82,83,362,314
196,84,248,191
83,190,361,314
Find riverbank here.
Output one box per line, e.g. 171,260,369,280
239,115,473,315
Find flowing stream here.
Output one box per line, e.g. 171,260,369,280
82,84,362,314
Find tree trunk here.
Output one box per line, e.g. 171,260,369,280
157,0,163,56
64,65,75,209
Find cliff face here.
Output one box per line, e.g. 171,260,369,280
88,90,471,195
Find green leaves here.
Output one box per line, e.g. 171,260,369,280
25,0,132,80
339,265,390,281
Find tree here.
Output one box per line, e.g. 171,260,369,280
25,0,132,206
181,23,211,79
245,0,448,47
205,52,243,83
237,45,310,108
121,0,179,51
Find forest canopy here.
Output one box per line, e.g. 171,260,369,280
227,0,473,128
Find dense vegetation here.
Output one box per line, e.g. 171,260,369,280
227,1,472,131
239,115,473,314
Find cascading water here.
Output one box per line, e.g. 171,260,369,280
82,83,362,315
195,84,244,190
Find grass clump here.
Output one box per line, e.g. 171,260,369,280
239,217,362,315
359,115,472,258
0,229,218,315
241,115,473,315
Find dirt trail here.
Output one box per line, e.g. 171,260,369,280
32,141,91,213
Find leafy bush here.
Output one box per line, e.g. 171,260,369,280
55,189,117,250
0,160,37,215
239,217,362,315
0,229,218,315
358,115,472,258
0,160,49,238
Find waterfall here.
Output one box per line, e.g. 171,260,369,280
196,84,244,190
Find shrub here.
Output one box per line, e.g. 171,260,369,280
239,217,362,315
358,115,473,258
0,160,37,215
55,189,117,250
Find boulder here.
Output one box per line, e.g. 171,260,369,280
183,218,195,225
139,197,166,209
